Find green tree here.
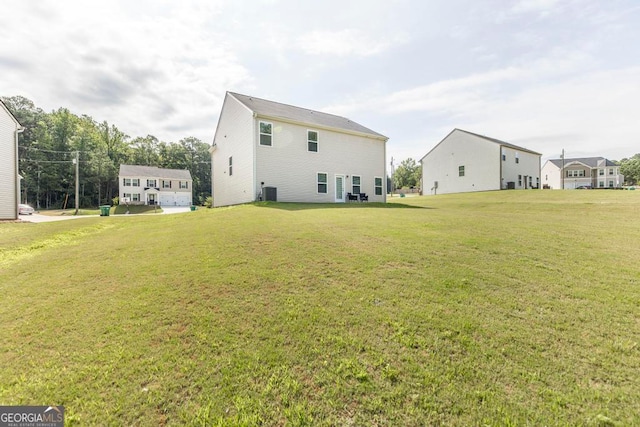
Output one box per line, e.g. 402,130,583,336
393,158,421,190
619,153,640,185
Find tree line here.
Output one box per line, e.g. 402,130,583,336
2,96,211,209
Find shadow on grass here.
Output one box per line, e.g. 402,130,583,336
253,201,431,211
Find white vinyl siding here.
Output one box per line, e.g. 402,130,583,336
0,104,20,219
255,119,386,203
211,93,256,207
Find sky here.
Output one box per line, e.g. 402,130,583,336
2,0,639,164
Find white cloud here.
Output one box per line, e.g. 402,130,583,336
297,29,408,57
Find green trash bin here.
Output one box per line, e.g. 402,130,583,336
100,205,111,216
190,205,196,211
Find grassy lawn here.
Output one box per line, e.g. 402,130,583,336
1,191,639,425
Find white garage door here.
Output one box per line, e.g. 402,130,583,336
159,194,174,206
175,195,191,206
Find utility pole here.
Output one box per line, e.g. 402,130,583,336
561,149,565,190
74,151,79,215
390,157,395,197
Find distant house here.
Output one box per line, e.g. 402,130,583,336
210,92,388,207
118,165,193,206
420,129,541,195
0,100,23,220
541,157,624,189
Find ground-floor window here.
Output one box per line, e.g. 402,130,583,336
317,173,327,194
352,175,361,194
518,175,522,187
609,180,614,187
374,177,383,196
599,181,604,188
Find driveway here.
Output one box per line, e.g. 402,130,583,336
161,206,193,214
19,213,87,223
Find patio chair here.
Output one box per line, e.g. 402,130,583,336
359,193,368,202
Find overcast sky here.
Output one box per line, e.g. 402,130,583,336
2,0,639,163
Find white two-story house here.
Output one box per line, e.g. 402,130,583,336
210,92,388,207
541,157,624,189
118,165,193,206
421,129,542,195
0,100,23,220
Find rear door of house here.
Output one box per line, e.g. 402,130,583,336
335,175,345,202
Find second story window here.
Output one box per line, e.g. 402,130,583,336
179,181,188,189
308,130,318,152
515,153,519,164
162,180,171,189
147,179,156,188
132,178,140,187
123,178,131,186
259,122,272,146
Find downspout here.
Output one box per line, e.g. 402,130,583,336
15,126,24,219
253,112,258,201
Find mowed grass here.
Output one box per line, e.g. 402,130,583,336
1,190,639,426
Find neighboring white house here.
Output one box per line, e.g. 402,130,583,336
118,165,193,206
541,157,624,189
420,129,542,195
0,100,23,220
210,92,388,207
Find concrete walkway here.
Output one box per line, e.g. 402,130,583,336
19,206,194,223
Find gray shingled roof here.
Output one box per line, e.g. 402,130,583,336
228,92,387,140
456,129,542,155
119,165,192,180
547,157,616,168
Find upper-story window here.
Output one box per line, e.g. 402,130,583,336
308,130,318,152
609,168,614,175
132,178,140,187
179,181,189,189
162,180,171,189
259,122,272,146
502,149,506,161
147,179,156,187
599,169,604,176
123,178,131,186
515,152,519,164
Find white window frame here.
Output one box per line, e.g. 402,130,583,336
162,180,171,189
515,152,519,164
458,165,465,177
147,179,156,187
374,177,383,196
132,178,140,187
132,193,140,202
317,172,328,194
229,156,233,176
123,178,131,186
307,130,318,152
179,181,189,189
352,175,361,194
259,121,273,146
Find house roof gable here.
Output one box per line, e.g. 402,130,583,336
0,99,23,129
119,165,192,180
227,92,387,140
547,157,616,169
420,128,541,161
